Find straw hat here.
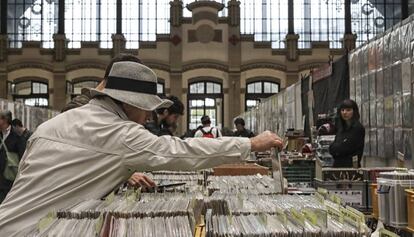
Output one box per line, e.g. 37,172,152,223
90,62,172,111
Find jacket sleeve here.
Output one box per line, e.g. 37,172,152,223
122,124,251,171
329,126,365,158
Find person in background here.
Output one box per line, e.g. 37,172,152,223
145,95,184,136
329,99,365,168
233,118,255,138
194,115,222,138
11,119,32,143
0,111,26,203
61,54,155,189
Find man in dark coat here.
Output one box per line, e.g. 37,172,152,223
11,119,33,144
0,111,26,203
144,95,184,136
233,117,255,138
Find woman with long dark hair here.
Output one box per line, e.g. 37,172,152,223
329,99,365,167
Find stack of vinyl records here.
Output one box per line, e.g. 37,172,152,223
206,214,363,237
207,175,281,195
25,172,369,236
205,195,366,237
57,192,203,219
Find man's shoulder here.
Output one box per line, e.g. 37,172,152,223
61,94,92,112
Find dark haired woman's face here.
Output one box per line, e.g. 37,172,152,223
341,108,354,121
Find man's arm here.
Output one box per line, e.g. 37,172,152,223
122,125,281,172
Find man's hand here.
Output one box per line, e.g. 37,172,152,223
127,173,156,188
250,131,283,152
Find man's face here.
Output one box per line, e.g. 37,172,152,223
122,104,152,125
236,124,244,132
164,113,180,126
0,118,5,130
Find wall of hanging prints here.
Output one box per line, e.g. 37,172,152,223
238,81,303,136
237,15,414,167
0,98,59,132
349,15,414,164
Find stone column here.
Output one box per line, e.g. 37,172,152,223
343,0,356,52
53,34,66,61
0,71,7,99
112,34,126,57
286,34,299,61
227,0,242,127
285,0,299,62
52,72,66,111
0,35,8,62
286,72,298,87
169,0,184,133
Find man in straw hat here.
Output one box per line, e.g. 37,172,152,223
0,61,282,235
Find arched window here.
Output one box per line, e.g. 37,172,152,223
67,80,101,98
188,81,223,130
157,82,165,96
11,81,49,107
245,80,279,111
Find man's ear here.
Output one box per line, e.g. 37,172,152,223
163,109,169,117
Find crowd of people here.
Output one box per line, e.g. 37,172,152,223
0,111,32,203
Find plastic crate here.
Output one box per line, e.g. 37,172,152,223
282,160,315,184
362,167,398,183
320,168,365,181
406,189,414,232
370,183,378,219
314,178,368,211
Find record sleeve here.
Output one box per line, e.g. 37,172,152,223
370,101,377,128
376,98,384,127
361,75,369,102
403,129,412,160
377,128,385,158
392,62,402,95
384,128,395,158
402,59,411,94
394,128,403,157
383,33,391,66
402,94,412,128
369,72,376,99
383,66,393,97
393,95,402,127
376,69,384,98
361,102,370,128
384,96,394,127
391,27,401,63
376,37,384,70
370,128,378,157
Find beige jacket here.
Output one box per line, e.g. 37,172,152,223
0,97,251,236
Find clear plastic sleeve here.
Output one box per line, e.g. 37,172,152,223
376,98,384,127
393,95,402,127
384,96,394,127
385,128,395,158
377,128,385,158
370,128,378,157
392,62,402,95
376,69,384,98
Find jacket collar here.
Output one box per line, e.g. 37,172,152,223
89,96,129,121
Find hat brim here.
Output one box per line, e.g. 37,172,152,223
90,88,173,111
